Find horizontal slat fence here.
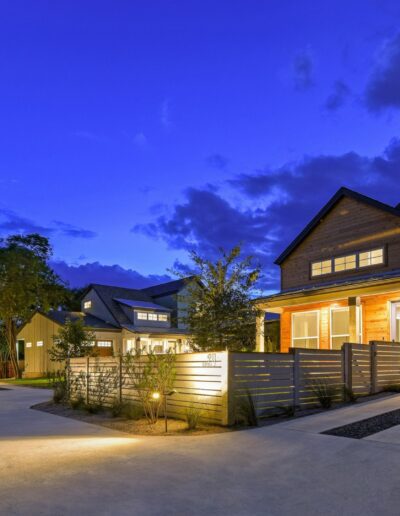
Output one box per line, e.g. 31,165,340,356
69,352,228,425
69,342,400,426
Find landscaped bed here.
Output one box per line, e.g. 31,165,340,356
322,408,400,439
32,401,231,436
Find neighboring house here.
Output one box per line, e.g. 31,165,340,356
18,277,194,377
256,187,400,352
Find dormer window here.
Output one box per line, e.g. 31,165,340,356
311,246,385,278
137,312,148,320
84,300,92,309
148,313,158,321
158,314,168,322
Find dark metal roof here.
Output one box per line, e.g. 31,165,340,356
44,311,120,330
141,276,195,297
258,268,400,302
114,298,172,312
275,187,400,265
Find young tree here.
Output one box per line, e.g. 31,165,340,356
178,245,262,351
0,234,66,378
49,317,96,362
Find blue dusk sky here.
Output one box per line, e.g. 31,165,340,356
1,1,400,292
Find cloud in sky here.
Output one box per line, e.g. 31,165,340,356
0,209,97,240
292,49,314,90
365,32,400,111
206,153,229,170
133,132,148,147
160,99,171,128
135,138,400,290
325,80,351,111
51,260,171,289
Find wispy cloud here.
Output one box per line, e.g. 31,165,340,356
292,49,315,91
133,132,148,147
324,80,351,111
160,99,171,128
52,221,97,239
206,154,229,170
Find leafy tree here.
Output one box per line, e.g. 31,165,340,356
49,317,96,362
177,245,262,351
0,234,66,378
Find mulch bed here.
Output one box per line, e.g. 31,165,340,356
322,408,400,439
32,401,231,436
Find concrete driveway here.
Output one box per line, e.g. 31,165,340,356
2,386,400,516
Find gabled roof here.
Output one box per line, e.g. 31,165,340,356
275,187,400,265
141,276,196,297
18,310,120,333
114,298,173,312
87,284,155,326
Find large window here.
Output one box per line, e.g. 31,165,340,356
330,306,362,349
292,311,319,349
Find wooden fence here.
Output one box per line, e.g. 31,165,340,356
69,341,400,426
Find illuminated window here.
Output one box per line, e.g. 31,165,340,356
334,254,356,272
359,248,384,267
37,341,44,347
137,312,148,320
331,306,362,349
158,314,168,322
311,260,332,277
26,342,32,348
84,300,92,309
148,313,157,321
97,340,112,347
292,311,319,349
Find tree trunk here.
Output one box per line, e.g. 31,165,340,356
5,319,20,379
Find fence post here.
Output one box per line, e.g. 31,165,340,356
221,351,234,426
343,343,353,392
370,341,377,394
119,355,123,403
292,348,300,409
86,356,90,405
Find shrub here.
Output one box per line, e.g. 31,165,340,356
53,384,66,404
70,395,85,410
48,370,67,404
235,389,258,427
121,403,144,420
382,384,400,393
185,405,202,430
310,379,337,409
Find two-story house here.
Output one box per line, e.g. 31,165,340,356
256,187,400,352
18,277,194,377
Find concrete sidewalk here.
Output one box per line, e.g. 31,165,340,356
2,385,400,516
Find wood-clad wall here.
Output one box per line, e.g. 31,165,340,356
281,197,400,290
280,291,400,352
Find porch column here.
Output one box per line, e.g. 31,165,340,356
255,311,266,352
348,296,361,343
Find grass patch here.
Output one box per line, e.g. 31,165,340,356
0,377,51,389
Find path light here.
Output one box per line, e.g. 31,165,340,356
163,389,177,433
151,391,160,401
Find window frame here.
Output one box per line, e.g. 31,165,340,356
96,340,113,348
137,312,148,320
310,259,333,278
83,300,92,309
291,310,320,349
358,247,385,269
333,253,357,273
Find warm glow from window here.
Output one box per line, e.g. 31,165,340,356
84,300,92,309
137,312,148,320
26,342,32,348
148,313,157,321
311,260,332,277
292,311,319,348
36,341,43,347
97,340,112,347
334,254,356,272
359,248,384,267
158,314,168,321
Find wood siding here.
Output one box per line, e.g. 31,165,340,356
280,291,400,352
281,196,400,290
17,313,121,377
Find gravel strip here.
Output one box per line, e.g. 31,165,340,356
322,409,400,439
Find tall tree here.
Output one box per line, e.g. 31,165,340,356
0,234,66,377
49,317,95,362
177,245,262,351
